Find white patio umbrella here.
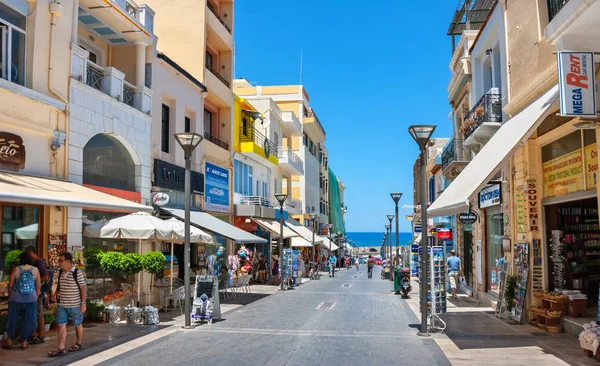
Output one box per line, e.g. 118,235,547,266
15,223,38,240
83,212,173,240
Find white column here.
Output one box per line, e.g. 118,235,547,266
135,42,147,88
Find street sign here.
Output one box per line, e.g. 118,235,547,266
414,225,422,233
458,212,477,224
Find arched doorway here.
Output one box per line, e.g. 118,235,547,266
83,134,136,191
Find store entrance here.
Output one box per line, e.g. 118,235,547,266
544,197,600,304
463,230,473,287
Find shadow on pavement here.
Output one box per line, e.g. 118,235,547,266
221,293,270,306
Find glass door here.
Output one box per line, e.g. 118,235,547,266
486,208,504,296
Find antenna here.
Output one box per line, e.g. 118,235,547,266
300,49,303,85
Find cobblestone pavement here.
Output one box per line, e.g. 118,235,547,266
89,266,450,366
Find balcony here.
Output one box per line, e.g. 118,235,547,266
548,0,571,22
207,64,230,88
278,146,304,175
545,0,600,49
71,46,152,114
462,89,502,146
79,0,154,41
303,109,326,143
241,196,271,207
239,125,279,167
205,64,232,107
204,131,229,151
447,31,477,102
207,4,232,33
281,111,303,136
441,139,471,180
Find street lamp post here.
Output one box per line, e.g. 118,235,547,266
309,214,317,277
386,215,394,266
408,124,436,336
174,132,203,328
390,193,403,264
385,224,391,279
275,193,288,291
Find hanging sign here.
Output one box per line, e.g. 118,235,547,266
458,212,478,224
152,192,170,207
414,225,422,233
558,52,596,117
0,132,26,171
436,229,452,241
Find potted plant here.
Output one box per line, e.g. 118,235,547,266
141,251,166,306
86,299,106,321
121,253,143,306
84,247,103,300
43,312,55,332
99,251,124,305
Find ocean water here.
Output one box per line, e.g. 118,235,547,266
347,232,413,247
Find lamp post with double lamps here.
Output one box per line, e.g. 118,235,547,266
309,214,318,277
174,132,203,328
390,193,403,264
274,193,288,291
386,215,394,264
408,124,436,336
385,224,391,280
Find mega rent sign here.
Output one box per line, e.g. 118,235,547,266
558,52,596,117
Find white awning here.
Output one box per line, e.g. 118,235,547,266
428,85,559,217
291,236,313,247
164,208,267,244
284,219,323,244
252,218,297,239
0,171,152,212
318,235,339,251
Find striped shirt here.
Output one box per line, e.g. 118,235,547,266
58,267,85,308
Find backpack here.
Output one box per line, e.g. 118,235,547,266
41,269,54,294
16,266,35,295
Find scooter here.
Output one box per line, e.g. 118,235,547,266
399,267,412,298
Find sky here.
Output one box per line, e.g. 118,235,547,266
234,0,458,233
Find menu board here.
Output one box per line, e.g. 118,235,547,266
512,242,529,323
192,275,221,322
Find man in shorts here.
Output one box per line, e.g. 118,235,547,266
24,246,49,344
48,252,86,357
446,250,463,299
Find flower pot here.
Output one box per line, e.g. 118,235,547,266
44,324,51,332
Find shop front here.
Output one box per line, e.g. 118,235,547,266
479,182,505,297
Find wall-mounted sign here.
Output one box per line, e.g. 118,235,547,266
458,212,478,224
154,159,204,194
542,149,583,198
205,162,230,213
0,132,26,171
558,52,596,117
414,225,422,233
585,143,598,190
527,177,539,232
153,192,170,207
515,184,526,234
436,229,452,241
233,216,258,232
478,183,502,209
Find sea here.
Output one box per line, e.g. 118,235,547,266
346,232,414,247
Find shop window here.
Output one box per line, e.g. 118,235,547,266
161,104,170,153
83,134,136,192
0,1,26,86
0,205,39,273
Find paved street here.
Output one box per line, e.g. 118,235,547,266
90,267,450,366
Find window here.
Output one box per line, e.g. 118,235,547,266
429,176,435,204
204,109,213,137
234,160,242,194
273,132,279,149
184,116,191,133
262,182,268,198
205,51,213,69
0,2,26,86
161,104,170,153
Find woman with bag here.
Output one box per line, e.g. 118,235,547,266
2,252,41,350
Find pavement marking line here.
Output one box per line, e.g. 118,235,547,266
328,302,336,310
342,284,351,287
320,301,335,310
197,327,417,338
315,301,325,310
290,291,395,296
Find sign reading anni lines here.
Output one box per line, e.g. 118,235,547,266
558,52,596,117
0,132,26,171
527,178,539,232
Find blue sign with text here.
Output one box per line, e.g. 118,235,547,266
205,162,230,213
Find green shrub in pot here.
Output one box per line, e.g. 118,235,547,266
99,252,124,304
141,251,166,306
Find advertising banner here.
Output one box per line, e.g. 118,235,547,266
514,185,526,234
542,149,583,198
479,184,501,209
585,143,598,190
205,162,230,213
558,52,596,117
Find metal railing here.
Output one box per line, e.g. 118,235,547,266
548,0,570,22
462,91,502,141
286,197,302,210
241,196,271,207
278,146,303,167
239,125,278,157
203,131,229,150
207,64,230,88
306,109,326,137
441,139,470,171
281,111,303,133
123,81,136,107
207,4,232,33
86,62,103,90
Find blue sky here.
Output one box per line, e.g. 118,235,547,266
234,0,457,233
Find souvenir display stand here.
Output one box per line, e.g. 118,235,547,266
419,246,446,333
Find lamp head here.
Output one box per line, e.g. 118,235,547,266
408,125,436,150
387,214,394,223
274,193,288,205
174,132,203,158
309,214,317,221
385,224,390,230
390,192,402,204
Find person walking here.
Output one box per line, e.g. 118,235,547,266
24,246,50,345
355,258,360,270
257,255,267,284
328,254,337,277
48,252,87,357
446,250,463,299
2,252,41,350
271,255,280,286
345,257,350,270
366,255,374,279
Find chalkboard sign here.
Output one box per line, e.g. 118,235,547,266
192,275,221,323
195,276,214,298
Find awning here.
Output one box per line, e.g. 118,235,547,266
291,236,313,247
428,85,559,217
284,219,323,244
164,208,267,244
318,235,339,251
252,218,297,239
0,171,152,212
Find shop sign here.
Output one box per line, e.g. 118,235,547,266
526,178,539,232
542,149,583,198
205,162,230,213
154,159,204,194
152,192,170,207
515,185,526,234
436,229,452,241
557,52,596,117
458,212,478,224
414,225,422,233
233,216,258,232
478,184,501,209
0,132,26,171
585,143,598,190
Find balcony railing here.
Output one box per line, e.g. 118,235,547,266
123,81,136,107
462,91,502,141
441,139,470,171
86,62,103,90
240,125,278,157
207,3,232,34
307,109,326,137
204,131,229,150
286,197,302,210
548,0,570,22
241,196,271,207
111,0,154,33
207,64,230,88
278,146,303,167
